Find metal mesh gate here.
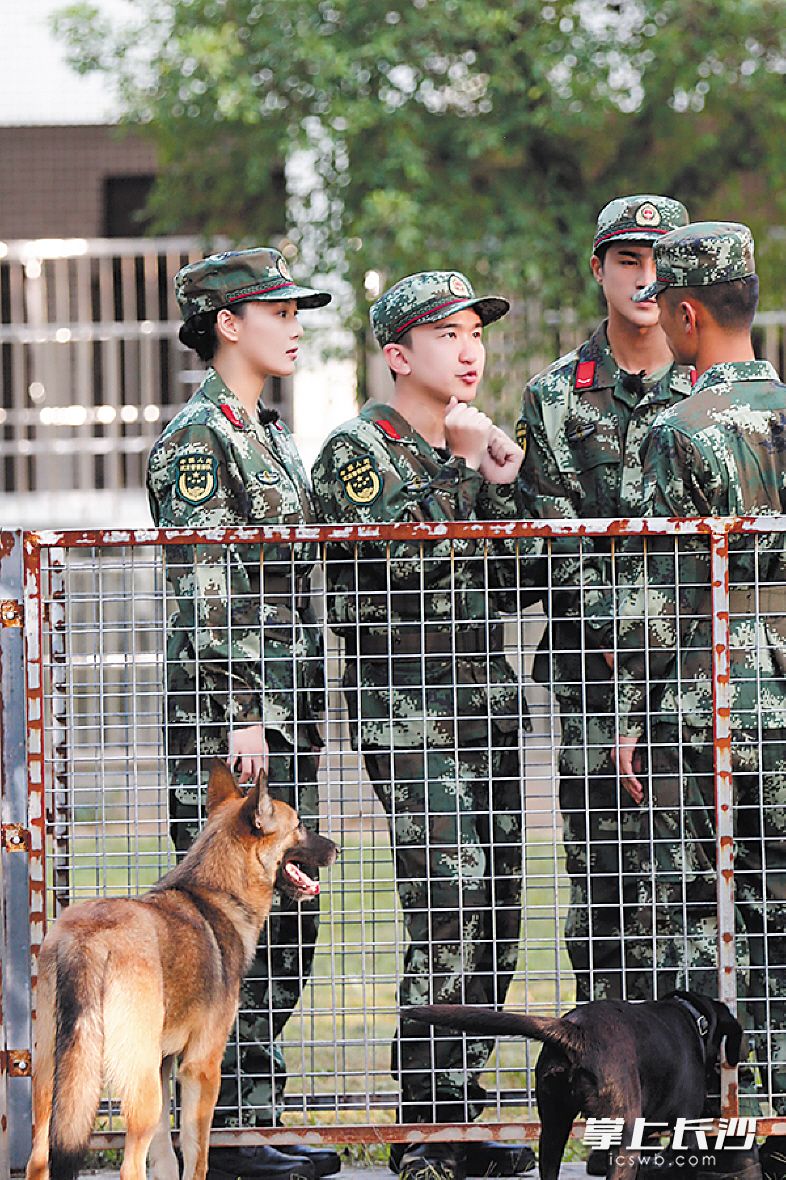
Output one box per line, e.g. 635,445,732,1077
2,518,785,1164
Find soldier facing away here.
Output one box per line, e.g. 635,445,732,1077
147,248,340,1180
515,194,693,1016
312,272,535,1180
614,222,786,1180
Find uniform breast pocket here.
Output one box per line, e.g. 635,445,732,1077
567,420,622,474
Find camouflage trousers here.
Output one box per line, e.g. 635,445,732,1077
363,727,523,1124
643,722,786,1112
559,707,652,1002
169,728,320,1126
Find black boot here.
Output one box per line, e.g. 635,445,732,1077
694,1144,762,1180
274,1143,341,1178
207,1146,316,1180
399,1143,466,1180
761,1139,786,1180
464,1143,535,1176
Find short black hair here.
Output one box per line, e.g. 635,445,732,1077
662,275,759,331
179,303,247,362
593,242,612,267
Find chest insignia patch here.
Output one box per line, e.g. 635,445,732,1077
176,453,218,505
566,420,597,445
515,420,528,458
256,468,281,486
339,455,382,505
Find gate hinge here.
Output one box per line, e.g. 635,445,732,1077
0,599,23,627
2,824,30,853
2,1049,32,1076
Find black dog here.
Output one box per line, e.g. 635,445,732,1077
406,992,746,1180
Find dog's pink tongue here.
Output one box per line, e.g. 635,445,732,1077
285,863,320,896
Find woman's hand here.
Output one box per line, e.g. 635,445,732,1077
228,723,269,784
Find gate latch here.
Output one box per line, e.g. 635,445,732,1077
2,824,30,853
2,1050,32,1076
0,599,23,627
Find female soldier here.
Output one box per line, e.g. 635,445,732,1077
147,248,338,1180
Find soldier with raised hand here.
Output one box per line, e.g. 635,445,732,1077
312,272,535,1180
147,248,340,1180
614,222,786,1180
515,194,694,1014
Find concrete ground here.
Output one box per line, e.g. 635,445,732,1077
89,1164,588,1180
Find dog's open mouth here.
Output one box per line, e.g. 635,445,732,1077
277,831,338,901
278,857,320,900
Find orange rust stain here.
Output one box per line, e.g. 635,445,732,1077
720,836,734,849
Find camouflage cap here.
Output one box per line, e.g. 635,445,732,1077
175,247,331,321
593,194,689,253
633,221,756,303
370,271,509,347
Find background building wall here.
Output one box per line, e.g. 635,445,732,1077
0,125,156,241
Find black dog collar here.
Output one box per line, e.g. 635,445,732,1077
672,995,710,1062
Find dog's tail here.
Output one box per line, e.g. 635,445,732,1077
48,935,107,1180
404,1004,587,1058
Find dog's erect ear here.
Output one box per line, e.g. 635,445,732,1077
242,767,277,834
207,759,244,814
716,1003,744,1067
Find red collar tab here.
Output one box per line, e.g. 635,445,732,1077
690,368,698,386
375,418,402,440
575,360,596,391
219,403,246,430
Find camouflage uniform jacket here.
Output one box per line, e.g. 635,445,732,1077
516,320,694,703
617,359,786,736
311,401,524,750
147,368,322,748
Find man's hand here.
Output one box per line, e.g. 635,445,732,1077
478,425,525,484
228,722,269,784
614,733,645,804
444,396,492,470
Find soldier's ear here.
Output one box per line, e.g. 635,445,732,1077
383,342,411,377
216,306,242,345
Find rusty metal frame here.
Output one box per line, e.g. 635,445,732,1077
3,517,786,1158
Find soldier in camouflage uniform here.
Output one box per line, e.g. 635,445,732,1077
615,223,786,1180
312,272,535,1180
515,194,693,1007
147,248,340,1180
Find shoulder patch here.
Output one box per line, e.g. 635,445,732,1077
338,455,382,506
256,467,281,486
374,418,402,441
176,453,218,505
574,360,596,391
515,420,528,459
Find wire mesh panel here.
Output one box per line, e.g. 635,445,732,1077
12,519,786,1146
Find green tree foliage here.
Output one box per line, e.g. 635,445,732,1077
56,0,786,324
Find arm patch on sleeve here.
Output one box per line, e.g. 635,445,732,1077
338,455,382,505
176,453,219,504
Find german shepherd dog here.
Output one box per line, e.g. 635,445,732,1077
26,761,338,1180
407,995,747,1180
